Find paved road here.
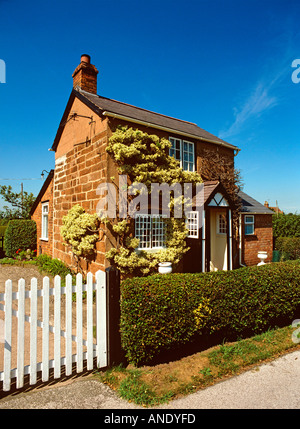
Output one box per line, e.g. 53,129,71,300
1,349,300,409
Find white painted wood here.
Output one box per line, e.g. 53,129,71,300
76,273,83,373
30,278,38,385
3,280,12,392
65,274,72,376
0,271,108,392
202,210,206,272
17,278,25,389
54,275,61,379
87,272,93,370
42,277,50,382
96,270,107,368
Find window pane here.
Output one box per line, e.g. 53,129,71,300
136,215,151,249
182,141,194,171
245,216,254,224
135,215,165,249
218,213,227,234
186,211,198,238
245,224,254,235
169,138,181,161
42,203,49,239
152,216,165,248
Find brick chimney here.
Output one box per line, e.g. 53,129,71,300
72,54,98,94
264,201,269,208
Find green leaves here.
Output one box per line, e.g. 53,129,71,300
104,126,202,276
0,185,36,219
4,219,37,257
120,261,300,365
60,204,100,258
273,213,300,239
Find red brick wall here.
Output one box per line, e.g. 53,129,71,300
52,129,109,274
31,177,54,257
242,214,273,266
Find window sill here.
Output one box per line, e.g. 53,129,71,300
40,238,49,242
136,247,165,254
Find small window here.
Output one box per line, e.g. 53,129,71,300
217,213,227,234
41,202,49,240
186,211,199,238
135,214,166,250
245,215,254,235
169,137,195,171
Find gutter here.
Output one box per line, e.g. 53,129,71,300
102,111,240,154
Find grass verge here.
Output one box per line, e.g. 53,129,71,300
95,324,300,407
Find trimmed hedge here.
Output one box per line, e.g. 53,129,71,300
120,261,300,365
4,219,37,258
0,225,6,237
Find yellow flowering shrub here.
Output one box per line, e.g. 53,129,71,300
193,298,212,330
60,204,100,258
105,126,202,276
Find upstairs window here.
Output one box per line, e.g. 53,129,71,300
169,137,195,171
41,202,49,240
245,215,254,235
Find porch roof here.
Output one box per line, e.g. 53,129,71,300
191,180,234,209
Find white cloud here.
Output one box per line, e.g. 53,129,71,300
219,60,289,141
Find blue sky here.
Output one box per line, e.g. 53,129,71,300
0,0,299,213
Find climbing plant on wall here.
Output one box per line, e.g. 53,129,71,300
103,126,202,276
60,204,100,272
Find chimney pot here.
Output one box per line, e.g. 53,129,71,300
81,54,91,64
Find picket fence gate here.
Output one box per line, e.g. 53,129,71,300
0,270,107,392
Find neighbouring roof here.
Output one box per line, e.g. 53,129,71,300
29,170,54,216
238,190,274,215
51,88,239,152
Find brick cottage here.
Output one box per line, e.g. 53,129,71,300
30,55,273,275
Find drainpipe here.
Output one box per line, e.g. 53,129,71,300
202,210,206,272
228,209,233,270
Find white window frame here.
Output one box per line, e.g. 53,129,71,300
169,137,195,172
135,214,166,250
217,213,227,235
244,215,255,235
41,202,49,241
186,211,199,238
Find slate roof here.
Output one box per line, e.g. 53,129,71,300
52,88,239,152
238,190,274,214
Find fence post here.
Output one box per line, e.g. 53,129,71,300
105,266,124,367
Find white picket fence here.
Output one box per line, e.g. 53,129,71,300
0,271,107,392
